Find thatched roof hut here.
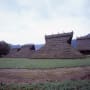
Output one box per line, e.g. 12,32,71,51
31,32,83,59
77,34,90,55
5,48,20,58
6,44,35,58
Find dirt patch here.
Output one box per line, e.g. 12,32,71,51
0,66,90,84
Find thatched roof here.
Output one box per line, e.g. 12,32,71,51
77,34,90,50
5,44,35,58
78,34,90,40
5,48,20,58
45,32,73,39
31,32,83,59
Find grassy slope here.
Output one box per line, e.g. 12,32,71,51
0,58,90,69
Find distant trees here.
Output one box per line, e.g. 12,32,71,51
0,41,10,57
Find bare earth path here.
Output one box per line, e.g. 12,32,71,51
0,66,90,84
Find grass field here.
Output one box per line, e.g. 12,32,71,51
0,58,90,69
0,58,90,90
0,80,90,90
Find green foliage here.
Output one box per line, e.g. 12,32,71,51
0,58,90,69
0,41,10,57
0,80,90,90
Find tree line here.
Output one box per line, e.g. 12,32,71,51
0,41,10,57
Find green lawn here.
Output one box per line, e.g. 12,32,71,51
0,58,90,69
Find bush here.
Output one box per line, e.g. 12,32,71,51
0,41,10,57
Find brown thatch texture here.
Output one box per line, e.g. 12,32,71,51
77,37,90,50
77,35,90,55
5,44,35,58
5,48,19,58
31,32,83,59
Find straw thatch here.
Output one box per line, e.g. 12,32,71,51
77,35,90,55
31,32,83,59
5,48,20,58
6,44,35,58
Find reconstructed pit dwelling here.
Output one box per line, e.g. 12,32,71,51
6,45,35,58
31,32,83,58
77,35,90,55
5,48,20,58
6,32,85,59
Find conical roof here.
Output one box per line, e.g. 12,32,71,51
6,44,35,58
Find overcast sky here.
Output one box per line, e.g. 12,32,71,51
0,0,90,44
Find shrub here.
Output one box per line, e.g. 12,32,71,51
0,41,10,57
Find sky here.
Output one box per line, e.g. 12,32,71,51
0,0,90,45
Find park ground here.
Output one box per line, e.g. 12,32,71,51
0,58,90,83
0,66,90,84
0,58,90,89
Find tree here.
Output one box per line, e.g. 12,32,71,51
0,41,10,57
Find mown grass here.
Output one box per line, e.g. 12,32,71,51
0,80,90,90
0,58,90,69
